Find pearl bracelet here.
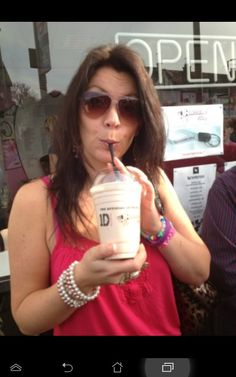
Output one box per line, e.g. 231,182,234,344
57,271,84,308
57,261,100,308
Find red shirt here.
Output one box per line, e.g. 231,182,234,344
43,177,181,336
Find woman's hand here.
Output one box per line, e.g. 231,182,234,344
74,242,147,292
111,157,162,234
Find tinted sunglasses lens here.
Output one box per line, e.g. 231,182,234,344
119,98,140,121
82,94,111,117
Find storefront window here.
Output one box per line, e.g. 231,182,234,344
0,21,236,231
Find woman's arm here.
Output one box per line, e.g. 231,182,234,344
8,180,147,335
113,158,210,286
8,180,77,335
158,169,210,285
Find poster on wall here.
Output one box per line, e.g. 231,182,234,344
163,104,224,161
0,105,28,197
2,140,21,170
0,112,21,170
173,164,217,233
15,92,64,179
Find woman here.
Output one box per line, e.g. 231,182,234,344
224,117,236,144
8,44,210,336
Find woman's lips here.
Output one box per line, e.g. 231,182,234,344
100,139,119,149
101,139,118,144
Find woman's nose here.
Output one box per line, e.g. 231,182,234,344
103,103,120,128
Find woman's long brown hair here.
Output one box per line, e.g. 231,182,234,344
49,44,166,242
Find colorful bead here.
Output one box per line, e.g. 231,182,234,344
141,216,176,247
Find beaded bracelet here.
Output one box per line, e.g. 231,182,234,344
57,261,100,308
141,216,176,247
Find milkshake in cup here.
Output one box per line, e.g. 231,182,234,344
90,170,142,259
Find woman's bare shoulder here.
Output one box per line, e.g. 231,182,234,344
158,168,174,193
11,178,49,214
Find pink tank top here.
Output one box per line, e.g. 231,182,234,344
43,176,181,336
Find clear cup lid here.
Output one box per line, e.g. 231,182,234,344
92,169,135,186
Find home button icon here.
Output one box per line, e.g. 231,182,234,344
112,362,123,374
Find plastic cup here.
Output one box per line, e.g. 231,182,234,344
90,170,142,259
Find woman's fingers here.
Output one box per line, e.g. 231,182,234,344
113,244,147,285
109,243,147,274
80,243,148,287
113,157,148,181
112,158,156,217
135,243,147,267
88,243,117,260
90,242,147,273
113,157,154,194
113,156,128,172
113,156,147,180
127,167,155,203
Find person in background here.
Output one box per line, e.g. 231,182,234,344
8,44,210,336
224,117,236,144
201,166,236,335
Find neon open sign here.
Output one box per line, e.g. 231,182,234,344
115,33,236,89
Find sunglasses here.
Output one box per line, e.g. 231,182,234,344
81,91,141,122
